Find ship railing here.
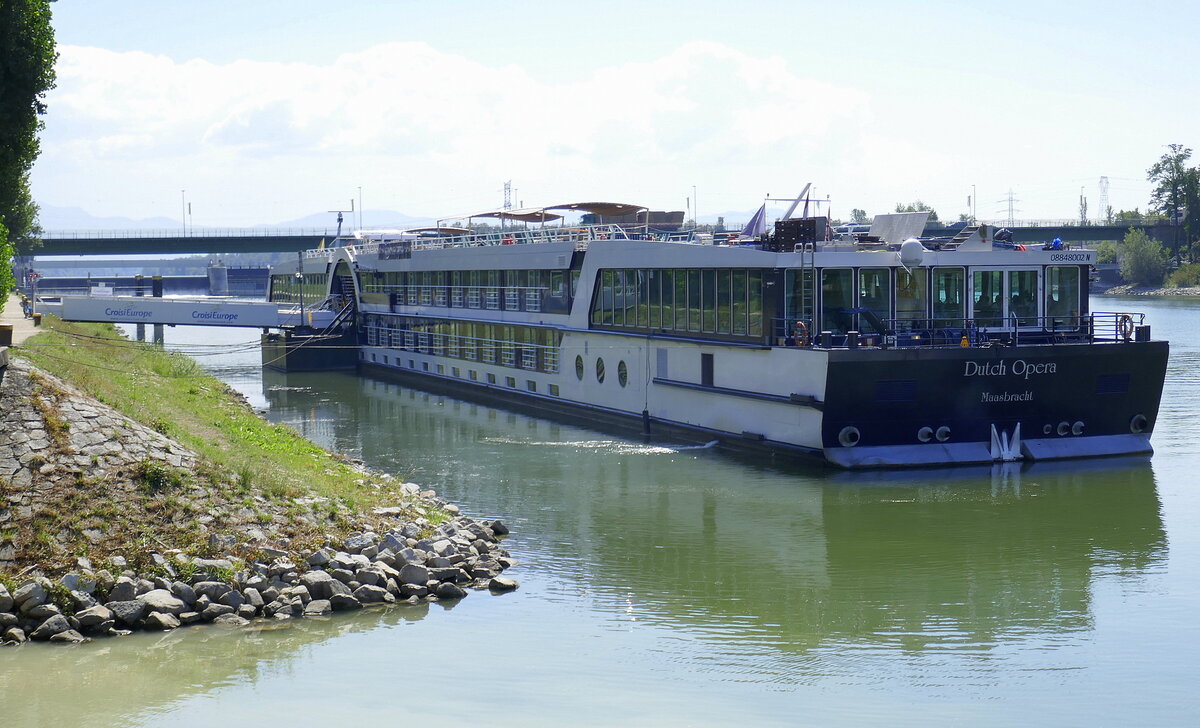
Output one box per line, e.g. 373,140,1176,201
338,223,708,256
770,313,1137,349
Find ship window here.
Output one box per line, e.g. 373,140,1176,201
625,269,640,327
596,357,606,383
618,360,628,387
858,268,891,333
748,270,763,336
575,354,584,380
648,270,661,328
716,269,732,334
733,270,749,335
820,268,854,334
701,269,717,333
896,268,927,324
452,367,460,378
470,370,478,381
549,384,560,396
1008,270,1039,326
661,269,678,330
687,270,702,332
506,376,516,388
701,353,714,387
932,267,966,327
1046,266,1081,325
972,270,1004,328
526,380,536,392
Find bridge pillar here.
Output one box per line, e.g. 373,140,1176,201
207,261,229,296
134,274,146,341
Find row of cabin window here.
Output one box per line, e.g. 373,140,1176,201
361,315,563,373
784,266,1083,334
359,269,576,307
590,268,766,338
268,273,328,306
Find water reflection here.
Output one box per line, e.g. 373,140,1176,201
0,603,438,727
263,370,1167,659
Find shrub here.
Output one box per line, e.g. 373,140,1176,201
1095,241,1118,264
1166,262,1200,288
1119,229,1168,286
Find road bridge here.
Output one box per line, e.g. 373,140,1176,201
36,228,333,256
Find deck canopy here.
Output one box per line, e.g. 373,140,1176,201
402,226,473,235
544,202,647,217
460,207,564,223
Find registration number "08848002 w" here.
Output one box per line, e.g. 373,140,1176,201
1050,252,1091,262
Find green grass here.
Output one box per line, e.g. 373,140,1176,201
15,319,423,512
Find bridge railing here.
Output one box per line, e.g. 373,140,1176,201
41,228,337,239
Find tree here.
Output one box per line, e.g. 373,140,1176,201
0,0,56,308
1146,144,1200,262
1119,228,1167,287
894,200,939,222
850,208,869,224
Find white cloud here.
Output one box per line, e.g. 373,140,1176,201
36,41,881,225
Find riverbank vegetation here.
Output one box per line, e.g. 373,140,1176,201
4,318,445,574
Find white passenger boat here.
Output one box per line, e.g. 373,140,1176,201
266,202,1168,468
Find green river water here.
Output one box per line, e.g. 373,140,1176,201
1,295,1197,726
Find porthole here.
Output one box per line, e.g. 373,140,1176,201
1130,414,1148,434
618,360,628,387
596,357,606,383
575,355,584,380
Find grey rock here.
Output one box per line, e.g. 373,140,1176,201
26,603,62,620
360,545,379,561
426,556,453,569
144,612,180,630
397,583,428,599
171,581,197,605
0,584,11,613
3,627,27,644
68,590,98,611
398,564,430,586
303,599,332,616
236,604,258,619
30,614,73,640
489,577,519,592
139,589,187,615
135,579,155,596
272,612,292,621
434,582,467,600
193,581,232,601
105,600,148,626
49,629,90,644
199,603,234,621
243,588,264,608
431,539,455,557
394,547,420,564
178,611,203,625
60,572,97,594
329,593,362,611
75,605,114,629
352,585,393,604
490,519,510,535
218,589,246,609
300,571,336,599
109,556,127,568
212,613,250,627
328,579,352,598
354,569,382,587
260,586,280,603
193,558,235,572
329,568,355,584
380,533,406,552
305,549,331,567
13,581,47,607
343,533,377,554
349,554,372,571
107,577,137,602
209,533,237,550
0,612,17,629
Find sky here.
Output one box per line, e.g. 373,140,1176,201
29,0,1200,229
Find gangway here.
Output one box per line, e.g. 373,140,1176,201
35,295,338,329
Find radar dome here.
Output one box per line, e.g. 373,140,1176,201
899,238,925,267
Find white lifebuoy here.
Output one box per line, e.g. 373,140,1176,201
1118,314,1134,340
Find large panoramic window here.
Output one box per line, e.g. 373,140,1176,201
1045,266,1081,324
858,268,891,332
364,315,562,374
591,267,767,342
895,268,927,323
972,270,1004,327
1008,269,1039,326
932,267,966,326
820,268,854,334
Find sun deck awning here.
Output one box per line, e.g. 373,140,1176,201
545,202,646,217
461,208,565,223
402,226,473,235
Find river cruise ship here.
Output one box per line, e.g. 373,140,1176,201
266,202,1168,468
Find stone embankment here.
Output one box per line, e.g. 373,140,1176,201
1,519,517,645
1096,284,1200,297
1,326,518,647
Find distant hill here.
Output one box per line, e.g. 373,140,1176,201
36,205,438,232
39,205,182,231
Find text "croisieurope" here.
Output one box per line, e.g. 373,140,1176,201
104,308,152,319
192,311,239,321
